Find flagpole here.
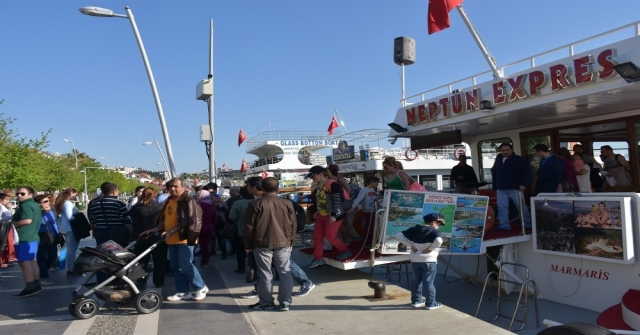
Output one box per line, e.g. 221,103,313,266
333,108,348,134
455,5,502,79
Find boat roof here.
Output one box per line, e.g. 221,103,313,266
389,21,640,140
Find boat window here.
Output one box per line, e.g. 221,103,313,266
477,137,512,183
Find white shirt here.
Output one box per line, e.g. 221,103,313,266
0,204,11,222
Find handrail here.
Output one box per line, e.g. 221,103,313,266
402,21,640,105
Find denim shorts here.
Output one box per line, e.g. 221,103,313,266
16,241,39,262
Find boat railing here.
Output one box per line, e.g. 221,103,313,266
402,21,640,105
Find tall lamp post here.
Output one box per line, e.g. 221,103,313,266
79,6,177,178
83,166,102,203
63,138,78,170
143,141,171,179
100,156,110,169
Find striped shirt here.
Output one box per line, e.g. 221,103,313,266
87,196,132,228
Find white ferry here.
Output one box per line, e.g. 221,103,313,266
243,128,485,192
383,19,640,331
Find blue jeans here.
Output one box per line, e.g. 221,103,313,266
64,230,79,271
291,260,312,287
252,259,312,289
411,262,437,306
496,189,531,229
168,244,206,293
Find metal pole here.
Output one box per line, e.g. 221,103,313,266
154,141,170,178
333,108,348,134
83,167,88,203
65,138,78,170
401,63,406,107
455,5,503,79
124,6,176,178
207,19,215,183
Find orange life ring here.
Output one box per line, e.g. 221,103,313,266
454,148,465,159
405,149,419,161
484,206,495,232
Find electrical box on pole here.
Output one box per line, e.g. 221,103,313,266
196,79,213,100
200,125,212,142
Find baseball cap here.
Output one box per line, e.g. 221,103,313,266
533,144,549,152
306,166,326,179
423,213,446,225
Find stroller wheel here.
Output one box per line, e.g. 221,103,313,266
73,298,99,319
135,290,162,314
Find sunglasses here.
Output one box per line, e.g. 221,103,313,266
17,192,28,196
308,173,316,179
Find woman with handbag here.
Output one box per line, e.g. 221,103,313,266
54,188,81,277
196,190,217,268
34,194,59,285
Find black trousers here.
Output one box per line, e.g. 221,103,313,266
234,236,246,270
133,236,167,288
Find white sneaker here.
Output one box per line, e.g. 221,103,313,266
167,292,193,301
193,286,209,301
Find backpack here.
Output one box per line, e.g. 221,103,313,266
325,179,352,212
587,162,604,191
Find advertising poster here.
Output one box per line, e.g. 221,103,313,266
531,197,634,264
380,190,488,255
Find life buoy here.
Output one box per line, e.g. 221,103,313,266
454,148,465,159
352,210,366,238
405,149,419,161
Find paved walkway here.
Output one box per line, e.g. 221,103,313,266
0,237,519,335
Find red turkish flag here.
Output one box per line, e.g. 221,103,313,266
428,0,463,35
327,116,339,135
238,129,247,147
240,158,248,173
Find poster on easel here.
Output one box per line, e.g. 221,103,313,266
531,196,634,264
379,190,489,255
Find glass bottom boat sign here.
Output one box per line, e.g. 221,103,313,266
380,190,489,255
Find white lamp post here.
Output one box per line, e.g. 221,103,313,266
100,156,110,169
63,138,78,170
143,141,170,178
79,6,177,178
83,166,102,203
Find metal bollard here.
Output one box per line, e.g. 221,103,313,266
368,281,388,299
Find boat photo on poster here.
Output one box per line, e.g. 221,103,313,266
531,197,634,264
380,190,489,255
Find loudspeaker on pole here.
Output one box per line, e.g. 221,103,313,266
393,36,416,65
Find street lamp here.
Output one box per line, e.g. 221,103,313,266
63,138,78,170
100,156,110,169
143,141,170,178
79,6,178,178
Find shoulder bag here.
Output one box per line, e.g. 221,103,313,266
70,212,92,241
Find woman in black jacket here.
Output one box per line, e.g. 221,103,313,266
128,188,167,288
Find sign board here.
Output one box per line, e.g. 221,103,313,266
332,141,355,162
379,190,488,255
531,196,634,264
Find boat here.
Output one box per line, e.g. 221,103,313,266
243,128,490,193
381,17,640,329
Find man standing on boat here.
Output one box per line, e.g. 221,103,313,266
491,143,532,231
534,144,564,195
449,155,479,194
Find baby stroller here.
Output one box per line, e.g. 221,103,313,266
68,237,164,319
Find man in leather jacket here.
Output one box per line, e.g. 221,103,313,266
144,177,208,301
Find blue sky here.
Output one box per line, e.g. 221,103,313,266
2,1,640,174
